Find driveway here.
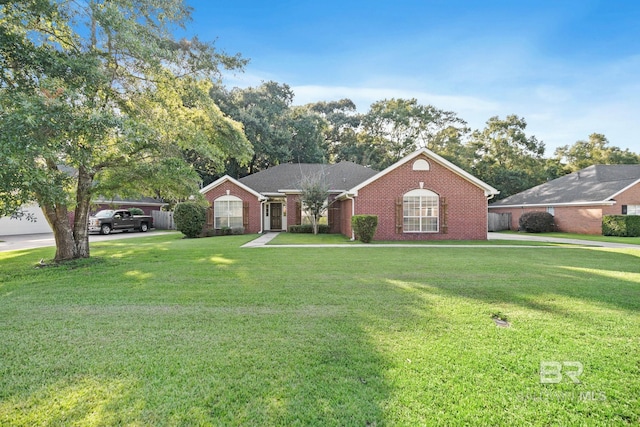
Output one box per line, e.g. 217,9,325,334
0,231,170,252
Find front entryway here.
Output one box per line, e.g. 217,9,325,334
270,203,282,230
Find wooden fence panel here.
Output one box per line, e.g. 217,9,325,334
488,212,511,232
152,210,176,230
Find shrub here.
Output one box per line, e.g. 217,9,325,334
518,211,555,233
231,227,245,235
288,224,329,234
602,215,640,237
128,207,145,215
352,215,378,243
174,202,206,238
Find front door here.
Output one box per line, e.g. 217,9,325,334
270,203,282,230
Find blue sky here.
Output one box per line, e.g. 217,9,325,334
185,0,640,156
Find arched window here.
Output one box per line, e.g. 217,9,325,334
403,189,439,232
412,158,430,171
214,195,243,229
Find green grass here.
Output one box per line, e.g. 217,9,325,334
268,232,356,245
1,234,639,425
270,232,571,246
499,230,640,245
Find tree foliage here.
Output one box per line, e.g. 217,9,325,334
0,0,252,261
554,133,640,172
299,172,330,235
470,115,548,199
350,98,469,169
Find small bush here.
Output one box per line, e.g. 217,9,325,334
603,215,640,237
203,228,217,238
519,211,554,233
128,207,145,215
174,202,206,238
352,215,378,243
231,227,245,235
288,224,330,234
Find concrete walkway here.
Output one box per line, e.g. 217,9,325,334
240,231,640,249
487,232,640,249
241,232,282,248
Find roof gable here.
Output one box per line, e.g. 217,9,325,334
490,164,640,207
346,148,499,197
200,175,266,199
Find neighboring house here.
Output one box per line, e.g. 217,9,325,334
91,197,167,216
200,148,499,241
0,197,166,236
489,164,640,234
0,203,52,236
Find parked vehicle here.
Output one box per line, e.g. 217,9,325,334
88,209,153,235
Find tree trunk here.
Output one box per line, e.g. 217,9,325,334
73,166,94,259
40,166,95,262
42,203,78,262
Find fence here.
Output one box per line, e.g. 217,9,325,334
152,210,176,230
488,212,511,232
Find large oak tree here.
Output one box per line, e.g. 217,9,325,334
0,0,252,261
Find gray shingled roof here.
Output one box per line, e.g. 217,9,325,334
238,162,378,194
491,164,640,206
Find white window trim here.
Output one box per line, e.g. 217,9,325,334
403,188,439,233
627,205,640,215
214,195,243,229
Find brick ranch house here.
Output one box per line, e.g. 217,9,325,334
200,148,499,241
489,164,640,234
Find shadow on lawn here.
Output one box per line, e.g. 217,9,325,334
393,247,640,317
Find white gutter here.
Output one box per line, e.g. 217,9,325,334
489,200,616,209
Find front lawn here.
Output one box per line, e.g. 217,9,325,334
1,234,639,425
499,230,640,245
270,232,570,246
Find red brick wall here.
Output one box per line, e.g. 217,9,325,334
353,155,489,240
335,198,354,238
490,206,605,235
202,181,262,234
285,194,301,230
603,183,640,216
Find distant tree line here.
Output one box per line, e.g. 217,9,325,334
205,81,640,200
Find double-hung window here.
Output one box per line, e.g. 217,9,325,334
214,195,243,229
403,189,439,233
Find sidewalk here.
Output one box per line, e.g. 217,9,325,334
240,231,640,249
487,232,640,249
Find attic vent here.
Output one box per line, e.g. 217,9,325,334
413,159,430,171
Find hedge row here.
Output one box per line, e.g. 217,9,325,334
602,215,640,237
288,224,330,234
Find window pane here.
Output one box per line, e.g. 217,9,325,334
403,193,438,233
214,199,243,229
